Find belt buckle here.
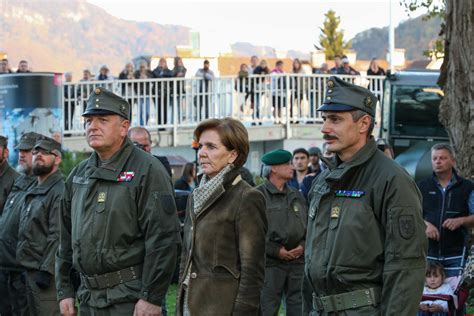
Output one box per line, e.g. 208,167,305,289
312,293,324,311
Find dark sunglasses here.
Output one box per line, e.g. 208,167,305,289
32,148,57,156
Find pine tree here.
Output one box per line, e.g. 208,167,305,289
316,10,351,60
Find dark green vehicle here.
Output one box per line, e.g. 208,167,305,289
378,71,448,181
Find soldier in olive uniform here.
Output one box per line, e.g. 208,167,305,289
0,132,42,316
257,149,307,316
56,87,180,316
16,136,64,315
302,76,427,315
0,136,20,316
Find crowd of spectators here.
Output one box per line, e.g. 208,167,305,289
0,58,31,73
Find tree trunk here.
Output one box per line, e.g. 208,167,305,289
438,0,473,179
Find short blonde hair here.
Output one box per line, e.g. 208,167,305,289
194,118,249,168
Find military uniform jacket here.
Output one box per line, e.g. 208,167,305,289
302,139,427,315
0,175,36,271
16,170,64,274
56,137,181,308
0,162,20,213
256,180,307,265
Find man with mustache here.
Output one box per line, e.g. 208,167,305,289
16,135,64,315
0,132,42,316
302,76,427,315
56,87,180,316
0,135,20,316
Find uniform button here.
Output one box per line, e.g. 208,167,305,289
190,226,193,231
190,272,197,279
58,290,63,296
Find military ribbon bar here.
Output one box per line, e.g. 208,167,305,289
117,171,135,182
335,190,365,198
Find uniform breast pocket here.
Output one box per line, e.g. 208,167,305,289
267,206,286,231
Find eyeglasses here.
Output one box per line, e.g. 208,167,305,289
32,148,57,156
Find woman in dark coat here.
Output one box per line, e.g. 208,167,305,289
177,118,267,316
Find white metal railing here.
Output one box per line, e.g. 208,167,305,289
62,74,384,139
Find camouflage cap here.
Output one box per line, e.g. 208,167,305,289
14,132,43,150
0,135,7,148
261,149,292,165
34,135,62,153
317,76,377,117
83,87,130,120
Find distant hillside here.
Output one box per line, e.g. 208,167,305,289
1,0,190,77
351,15,443,60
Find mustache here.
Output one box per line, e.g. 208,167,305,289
323,134,338,140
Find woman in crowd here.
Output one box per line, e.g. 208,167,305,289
175,162,197,192
291,58,306,121
235,63,251,114
118,62,136,107
367,58,386,76
133,61,153,125
177,118,267,316
173,56,187,122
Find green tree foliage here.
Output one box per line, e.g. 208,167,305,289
316,10,351,60
400,0,446,58
59,151,89,179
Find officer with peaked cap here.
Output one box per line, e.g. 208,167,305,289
257,149,307,316
16,135,64,316
0,132,42,316
56,87,180,316
302,76,427,315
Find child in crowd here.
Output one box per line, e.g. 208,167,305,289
419,261,454,316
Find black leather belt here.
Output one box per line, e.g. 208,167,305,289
80,264,142,290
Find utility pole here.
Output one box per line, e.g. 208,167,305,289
388,0,395,72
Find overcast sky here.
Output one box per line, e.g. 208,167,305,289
88,0,424,55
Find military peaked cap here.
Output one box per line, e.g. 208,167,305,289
83,87,130,120
318,76,377,117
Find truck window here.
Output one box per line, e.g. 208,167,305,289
391,85,448,138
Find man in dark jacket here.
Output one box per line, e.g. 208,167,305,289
0,132,41,316
56,87,180,316
128,126,172,177
303,76,427,315
17,135,64,315
257,149,307,316
417,143,474,287
0,135,20,316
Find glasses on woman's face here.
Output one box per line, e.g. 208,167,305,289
32,148,57,157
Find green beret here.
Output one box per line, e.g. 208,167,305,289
83,87,130,120
261,149,292,165
15,132,43,150
34,135,62,153
317,76,377,117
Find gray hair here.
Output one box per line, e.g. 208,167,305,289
261,165,272,179
351,110,375,137
431,143,455,159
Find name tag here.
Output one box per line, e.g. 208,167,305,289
335,190,365,198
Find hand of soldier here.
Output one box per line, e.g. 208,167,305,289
443,217,464,231
288,245,304,259
428,304,444,313
425,221,440,240
133,299,162,316
59,298,77,316
278,247,294,261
